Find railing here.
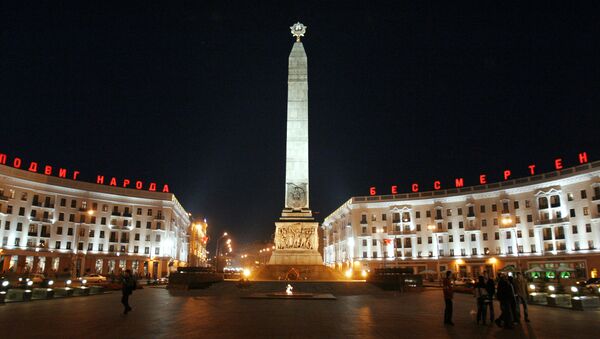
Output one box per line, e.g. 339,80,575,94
534,217,570,226
0,195,9,201
465,224,481,231
123,213,132,218
154,215,165,220
388,229,417,235
111,212,122,216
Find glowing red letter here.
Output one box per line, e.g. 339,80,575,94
135,181,143,190
479,174,487,185
411,183,419,192
528,164,536,175
433,181,441,190
44,165,52,175
579,152,588,164
555,158,563,170
96,175,104,184
28,162,38,172
149,183,157,192
72,171,80,180
454,178,464,188
503,170,511,180
369,187,376,196
58,168,67,178
123,179,130,188
0,153,7,165
391,185,398,194
13,157,22,168
162,184,170,193
109,177,117,186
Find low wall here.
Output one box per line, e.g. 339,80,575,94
167,272,223,290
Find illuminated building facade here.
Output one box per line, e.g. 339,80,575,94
188,219,209,267
323,160,600,279
0,165,190,278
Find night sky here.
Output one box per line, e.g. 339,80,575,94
2,2,599,246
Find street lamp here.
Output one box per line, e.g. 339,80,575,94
214,232,228,273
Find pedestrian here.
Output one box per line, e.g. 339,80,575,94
508,276,519,324
495,274,515,329
121,269,136,315
485,273,496,324
474,276,488,325
514,272,530,322
443,270,454,326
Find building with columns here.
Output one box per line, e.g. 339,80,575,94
0,164,190,279
322,160,600,279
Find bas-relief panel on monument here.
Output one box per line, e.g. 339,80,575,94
286,183,308,209
275,222,317,250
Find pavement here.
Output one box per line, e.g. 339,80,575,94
1,281,599,338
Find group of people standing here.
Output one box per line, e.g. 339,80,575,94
443,270,530,328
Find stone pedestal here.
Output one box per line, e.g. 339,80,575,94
268,213,322,266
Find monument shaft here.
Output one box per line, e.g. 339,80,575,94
284,42,309,211
268,23,323,268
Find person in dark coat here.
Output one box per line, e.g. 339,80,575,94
474,276,488,325
121,269,136,314
442,270,454,325
485,274,496,324
508,275,519,324
495,274,515,329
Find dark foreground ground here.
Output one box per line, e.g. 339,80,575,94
1,281,598,338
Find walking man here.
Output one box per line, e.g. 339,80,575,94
121,269,136,314
495,274,515,329
485,273,496,324
443,270,454,325
514,272,530,322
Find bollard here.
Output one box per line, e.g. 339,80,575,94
54,287,75,298
73,286,90,296
32,288,55,300
89,286,104,295
5,289,33,302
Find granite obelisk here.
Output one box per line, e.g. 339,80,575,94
269,22,323,266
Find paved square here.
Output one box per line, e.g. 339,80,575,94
1,282,598,338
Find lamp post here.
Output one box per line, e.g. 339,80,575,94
214,232,228,273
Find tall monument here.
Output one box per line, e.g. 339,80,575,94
268,22,323,266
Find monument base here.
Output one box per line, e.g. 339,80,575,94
254,264,343,281
268,249,323,265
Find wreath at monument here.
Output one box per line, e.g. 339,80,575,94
285,267,300,280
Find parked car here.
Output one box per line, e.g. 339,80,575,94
583,278,600,291
79,274,107,283
453,277,475,287
26,273,46,284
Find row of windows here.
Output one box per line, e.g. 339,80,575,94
2,219,165,234
358,187,600,223
0,236,163,255
356,206,599,235
0,188,165,218
356,239,597,259
357,223,594,245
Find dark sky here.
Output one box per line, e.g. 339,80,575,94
2,2,599,246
